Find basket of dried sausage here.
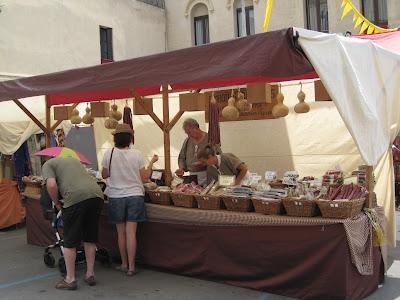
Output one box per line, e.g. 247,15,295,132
316,183,366,219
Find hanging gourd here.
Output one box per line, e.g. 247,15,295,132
272,85,289,118
70,108,82,125
222,90,240,121
82,104,94,125
104,117,118,129
294,84,310,114
236,88,253,113
110,102,122,121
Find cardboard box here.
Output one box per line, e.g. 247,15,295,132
247,83,278,104
179,93,206,111
91,102,110,117
314,80,331,101
54,106,73,121
133,98,153,115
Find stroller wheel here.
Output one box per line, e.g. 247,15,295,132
58,257,67,275
44,253,55,267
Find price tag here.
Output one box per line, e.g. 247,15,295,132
265,171,277,181
151,171,163,180
218,175,235,186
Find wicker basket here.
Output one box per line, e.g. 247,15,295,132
252,197,284,215
195,195,223,210
171,193,197,208
282,197,319,217
24,181,42,195
316,198,365,219
269,181,286,189
147,190,172,206
222,196,253,212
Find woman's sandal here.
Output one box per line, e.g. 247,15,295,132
115,265,128,273
126,269,139,276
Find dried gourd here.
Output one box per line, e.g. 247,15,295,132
104,117,118,129
272,92,289,118
82,106,94,125
110,104,122,121
222,94,239,121
70,108,82,124
294,90,310,114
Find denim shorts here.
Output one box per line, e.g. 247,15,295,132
108,196,146,224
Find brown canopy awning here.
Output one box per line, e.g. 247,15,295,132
0,28,317,106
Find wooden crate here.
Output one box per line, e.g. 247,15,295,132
179,93,206,111
133,98,153,115
314,80,331,101
246,83,278,104
91,102,110,117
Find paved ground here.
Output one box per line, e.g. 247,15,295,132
0,213,399,300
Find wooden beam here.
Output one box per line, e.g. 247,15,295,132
162,85,172,186
131,90,164,130
50,103,78,132
365,165,374,208
45,96,51,148
166,110,184,132
13,99,48,134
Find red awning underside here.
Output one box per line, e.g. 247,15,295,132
0,28,317,106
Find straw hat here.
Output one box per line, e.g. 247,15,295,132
112,123,134,135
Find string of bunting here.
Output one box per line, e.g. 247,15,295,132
340,0,397,34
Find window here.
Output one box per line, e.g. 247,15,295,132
100,26,113,61
194,15,209,46
305,0,329,33
361,0,388,27
236,6,255,37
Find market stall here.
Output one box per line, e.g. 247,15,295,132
1,28,398,299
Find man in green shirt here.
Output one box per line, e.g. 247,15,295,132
197,145,248,186
42,156,104,290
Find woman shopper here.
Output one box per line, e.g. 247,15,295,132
101,124,158,276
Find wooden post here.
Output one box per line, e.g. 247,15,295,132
162,85,172,185
45,96,52,148
365,165,374,208
13,99,48,133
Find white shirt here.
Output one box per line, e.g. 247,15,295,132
102,148,146,198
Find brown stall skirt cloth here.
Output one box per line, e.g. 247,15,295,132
136,222,384,300
0,180,25,229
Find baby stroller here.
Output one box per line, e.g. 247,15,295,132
41,189,110,274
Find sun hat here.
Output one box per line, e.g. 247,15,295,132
112,123,134,135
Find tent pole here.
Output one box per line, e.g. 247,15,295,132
162,85,172,185
45,96,51,148
166,110,184,132
131,90,164,130
365,165,374,208
13,99,48,133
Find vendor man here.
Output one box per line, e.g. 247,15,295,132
197,145,248,186
176,118,220,186
43,156,104,290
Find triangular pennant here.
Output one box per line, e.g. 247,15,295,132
354,16,364,28
341,2,353,20
367,25,375,35
341,0,347,8
352,12,358,22
360,21,369,34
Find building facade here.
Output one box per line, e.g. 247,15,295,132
165,0,400,51
0,0,166,78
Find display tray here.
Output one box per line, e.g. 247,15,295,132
171,193,197,208
252,198,284,215
147,190,172,206
316,198,365,219
222,196,253,212
282,197,319,217
194,195,224,210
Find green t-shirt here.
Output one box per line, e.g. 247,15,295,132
42,157,104,208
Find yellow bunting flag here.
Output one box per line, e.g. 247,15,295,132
340,0,397,35
263,0,274,32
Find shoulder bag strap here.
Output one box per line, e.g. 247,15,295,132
109,147,115,176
